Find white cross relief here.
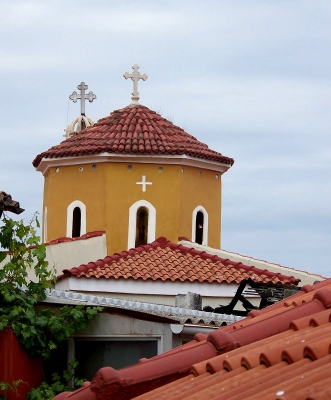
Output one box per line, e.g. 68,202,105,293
123,64,148,105
69,82,96,115
136,175,152,192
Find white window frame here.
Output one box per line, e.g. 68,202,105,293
66,200,86,238
67,335,161,384
128,200,156,249
71,335,162,355
191,205,209,246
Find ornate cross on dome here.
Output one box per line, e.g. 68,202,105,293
69,82,96,115
123,64,148,105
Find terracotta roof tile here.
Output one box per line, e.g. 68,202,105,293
54,279,331,400
44,231,105,246
32,106,234,168
59,237,300,286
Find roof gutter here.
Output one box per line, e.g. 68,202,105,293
170,324,218,335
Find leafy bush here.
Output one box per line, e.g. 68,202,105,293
0,214,103,396
26,359,84,400
0,380,21,400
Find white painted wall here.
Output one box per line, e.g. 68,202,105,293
46,234,107,275
0,233,107,280
55,278,260,309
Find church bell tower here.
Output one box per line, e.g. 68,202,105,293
33,65,234,255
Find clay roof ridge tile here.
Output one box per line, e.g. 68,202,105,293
249,267,299,284
177,244,192,254
151,237,169,248
187,248,205,257
97,256,110,266
93,259,107,267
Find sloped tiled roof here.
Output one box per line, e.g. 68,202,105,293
54,278,331,400
139,303,331,399
32,105,234,168
178,239,326,286
59,237,300,286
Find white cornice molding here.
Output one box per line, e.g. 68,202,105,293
36,153,232,175
55,277,246,298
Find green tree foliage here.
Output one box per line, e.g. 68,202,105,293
0,213,103,359
0,381,21,400
26,359,84,400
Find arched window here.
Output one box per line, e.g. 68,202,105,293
135,207,148,247
128,200,156,250
72,207,81,238
192,206,209,246
67,200,86,238
195,211,204,245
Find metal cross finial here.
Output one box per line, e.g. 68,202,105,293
123,64,148,105
69,82,96,115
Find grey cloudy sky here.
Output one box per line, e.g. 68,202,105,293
1,1,330,277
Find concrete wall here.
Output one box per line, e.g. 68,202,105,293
74,312,174,354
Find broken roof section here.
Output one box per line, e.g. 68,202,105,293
54,278,331,400
0,191,24,217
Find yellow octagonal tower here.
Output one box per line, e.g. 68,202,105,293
33,72,234,255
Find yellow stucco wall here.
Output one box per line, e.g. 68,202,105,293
179,166,222,248
43,160,222,255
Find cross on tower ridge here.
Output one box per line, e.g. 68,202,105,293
69,82,96,115
136,175,152,192
123,64,148,105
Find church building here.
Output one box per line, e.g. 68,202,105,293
33,65,234,255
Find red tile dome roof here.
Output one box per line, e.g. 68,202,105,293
32,105,234,168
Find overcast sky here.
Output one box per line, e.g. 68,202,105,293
1,0,330,278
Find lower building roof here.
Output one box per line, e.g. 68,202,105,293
42,288,239,326
54,277,331,400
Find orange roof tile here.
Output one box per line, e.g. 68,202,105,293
53,278,331,400
32,105,234,168
45,231,105,246
59,237,300,286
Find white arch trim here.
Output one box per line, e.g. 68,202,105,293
66,200,86,238
128,200,156,250
43,206,47,243
192,205,209,246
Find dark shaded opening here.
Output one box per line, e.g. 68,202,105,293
135,207,148,247
195,211,204,245
75,340,157,381
72,207,81,238
43,340,68,384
